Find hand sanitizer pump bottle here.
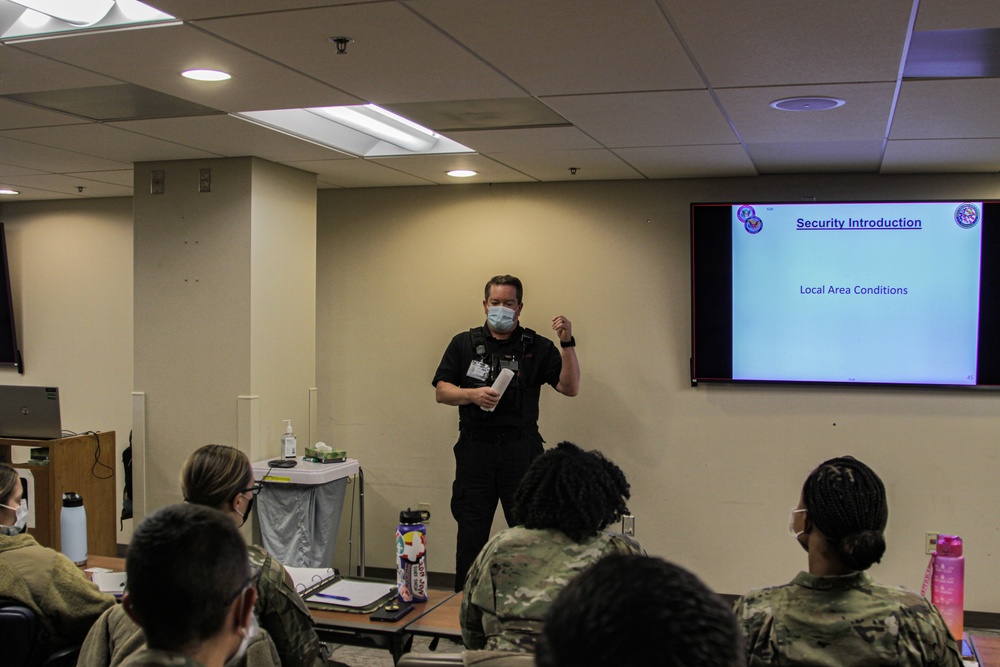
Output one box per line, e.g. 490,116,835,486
281,419,297,459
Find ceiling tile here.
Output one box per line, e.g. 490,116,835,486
408,0,704,95
14,23,357,113
0,162,44,178
0,136,130,173
913,0,1000,30
0,173,132,198
111,116,352,162
490,148,643,181
616,145,758,179
882,139,1000,173
891,79,1000,139
143,0,361,21
542,90,737,148
447,127,601,153
0,98,86,130
0,44,118,95
368,154,535,185
663,0,913,87
747,140,884,174
285,158,437,188
0,123,220,163
716,82,896,143
65,170,135,188
195,3,524,104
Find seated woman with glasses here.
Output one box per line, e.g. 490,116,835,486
733,456,962,666
81,445,329,667
0,463,115,655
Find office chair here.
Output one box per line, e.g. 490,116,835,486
0,598,81,667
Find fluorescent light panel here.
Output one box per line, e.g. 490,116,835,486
233,104,475,158
1,0,175,41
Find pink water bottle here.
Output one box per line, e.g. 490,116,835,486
931,534,964,640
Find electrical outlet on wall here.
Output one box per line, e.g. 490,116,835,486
622,514,636,537
925,532,939,554
419,502,431,522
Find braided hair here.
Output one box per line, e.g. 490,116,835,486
513,441,630,543
802,456,888,571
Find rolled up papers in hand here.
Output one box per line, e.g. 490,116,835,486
482,368,515,412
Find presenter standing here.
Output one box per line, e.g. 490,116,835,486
433,274,580,590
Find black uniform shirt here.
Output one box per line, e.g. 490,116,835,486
432,324,562,428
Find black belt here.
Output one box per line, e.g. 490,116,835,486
459,424,537,440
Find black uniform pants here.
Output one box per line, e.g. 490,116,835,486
450,426,543,591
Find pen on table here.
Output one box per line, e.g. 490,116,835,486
314,592,350,601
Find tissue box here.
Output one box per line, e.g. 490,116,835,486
303,447,347,463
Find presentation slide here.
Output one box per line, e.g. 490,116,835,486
730,202,983,384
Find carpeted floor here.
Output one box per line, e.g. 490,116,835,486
326,636,464,667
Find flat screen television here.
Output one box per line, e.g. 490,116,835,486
691,201,1000,387
0,223,22,373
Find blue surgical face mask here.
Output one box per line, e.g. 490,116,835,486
1,500,28,535
487,306,517,334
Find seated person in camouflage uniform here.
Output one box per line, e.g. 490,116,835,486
461,441,644,651
81,445,328,667
0,463,116,655
119,503,262,667
733,456,963,666
536,553,743,667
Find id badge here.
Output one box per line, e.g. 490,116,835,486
467,359,491,382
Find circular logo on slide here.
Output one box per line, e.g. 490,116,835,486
955,203,980,229
737,205,756,222
744,216,763,234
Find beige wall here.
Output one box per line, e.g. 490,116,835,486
317,173,1000,610
133,157,317,523
0,197,134,540
5,172,1000,610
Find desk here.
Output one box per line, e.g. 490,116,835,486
971,634,1000,666
405,591,463,645
85,555,124,572
310,589,455,664
2,432,117,556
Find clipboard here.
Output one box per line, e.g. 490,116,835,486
285,567,340,599
305,577,398,613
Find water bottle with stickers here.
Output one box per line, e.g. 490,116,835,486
396,508,430,602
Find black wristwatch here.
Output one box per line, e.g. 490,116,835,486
560,336,576,348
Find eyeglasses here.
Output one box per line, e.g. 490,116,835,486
241,482,264,497
223,565,262,607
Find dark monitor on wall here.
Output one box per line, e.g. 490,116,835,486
0,223,23,374
690,201,1000,388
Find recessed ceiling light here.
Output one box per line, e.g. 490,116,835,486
0,189,21,195
447,170,477,178
770,97,845,111
182,69,231,82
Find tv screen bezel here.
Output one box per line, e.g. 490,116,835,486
690,200,1000,389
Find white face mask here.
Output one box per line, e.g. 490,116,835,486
230,610,259,663
789,508,807,539
0,500,28,535
487,306,517,333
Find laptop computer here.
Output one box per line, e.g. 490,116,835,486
0,386,62,440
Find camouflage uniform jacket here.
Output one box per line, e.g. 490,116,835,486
248,545,328,667
733,571,964,666
461,526,645,651
120,648,206,667
0,532,115,650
